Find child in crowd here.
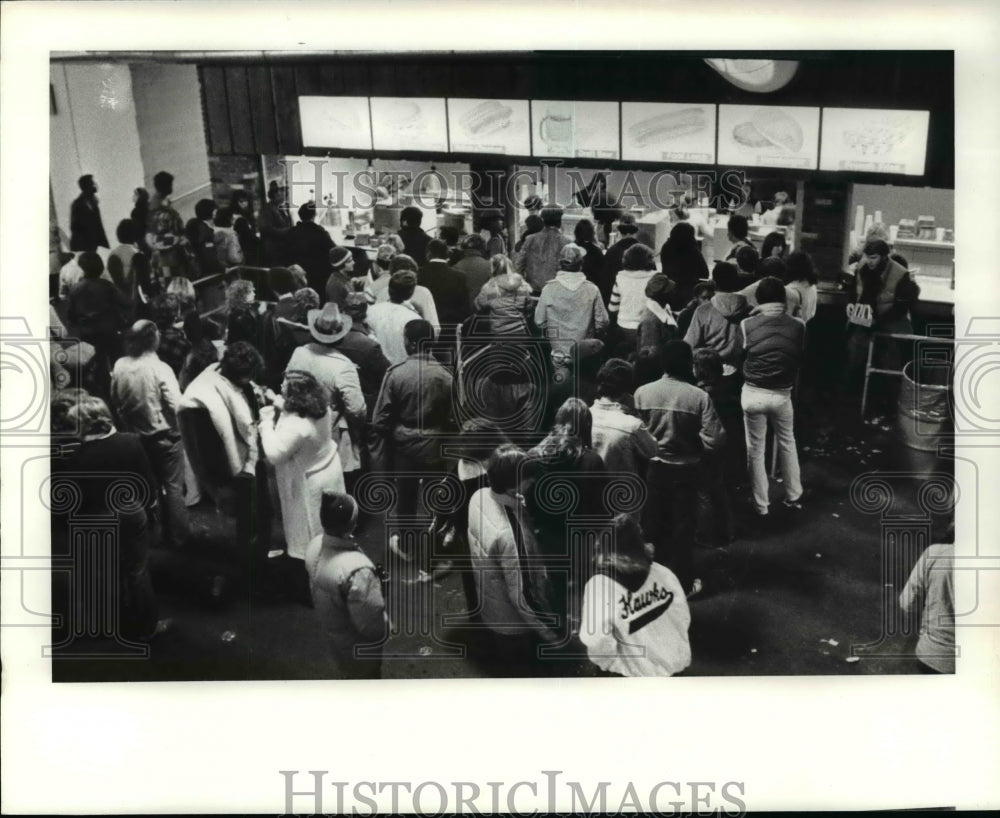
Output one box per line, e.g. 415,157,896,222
305,491,387,679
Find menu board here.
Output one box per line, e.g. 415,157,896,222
370,97,448,153
622,103,716,163
447,98,531,155
717,104,820,169
820,108,930,175
298,96,372,151
530,100,620,159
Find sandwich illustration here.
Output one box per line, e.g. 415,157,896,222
732,107,804,152
460,100,513,137
629,107,707,146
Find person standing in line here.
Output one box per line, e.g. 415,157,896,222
634,340,726,597
724,215,753,261
739,276,806,520
110,319,190,549
452,234,493,313
258,371,345,569
69,174,109,252
289,201,335,294
600,213,641,288
397,205,432,265
482,210,508,258
287,303,367,496
306,491,388,679
607,243,658,356
371,319,456,580
260,181,293,267
467,444,559,676
185,198,221,276
658,221,708,312
579,513,691,677
515,207,571,293
573,218,608,304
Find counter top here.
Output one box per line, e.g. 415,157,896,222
893,236,955,251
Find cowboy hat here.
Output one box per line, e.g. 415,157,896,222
306,302,352,344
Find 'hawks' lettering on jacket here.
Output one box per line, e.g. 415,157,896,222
618,582,675,634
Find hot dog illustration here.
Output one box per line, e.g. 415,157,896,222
732,107,804,152
460,100,513,137
629,107,707,146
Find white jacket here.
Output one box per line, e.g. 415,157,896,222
580,558,691,676
467,488,553,635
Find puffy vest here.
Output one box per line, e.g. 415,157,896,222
741,312,805,390
854,259,909,319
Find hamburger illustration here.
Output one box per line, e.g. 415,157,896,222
732,107,804,153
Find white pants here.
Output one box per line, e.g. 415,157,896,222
741,384,803,514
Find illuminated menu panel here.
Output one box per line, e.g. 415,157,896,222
622,103,716,163
530,100,620,159
447,98,531,155
820,108,930,175
298,96,373,151
718,104,820,169
370,97,449,153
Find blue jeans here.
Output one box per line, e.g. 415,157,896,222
741,385,803,514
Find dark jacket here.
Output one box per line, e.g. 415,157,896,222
740,305,805,390
333,328,391,415
659,245,708,310
185,218,222,277
372,352,455,466
70,194,109,252
398,226,431,266
259,202,293,266
67,278,129,340
601,236,639,284
289,221,335,292
452,253,493,312
579,240,609,303
418,260,471,327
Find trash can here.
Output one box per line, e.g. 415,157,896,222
897,359,951,451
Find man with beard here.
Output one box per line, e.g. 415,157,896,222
844,239,920,413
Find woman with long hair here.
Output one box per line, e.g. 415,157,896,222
526,397,609,636
473,253,533,337
760,231,788,261
573,218,608,302
258,370,345,563
783,250,819,323
659,221,709,311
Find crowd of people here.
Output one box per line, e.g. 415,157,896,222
49,172,929,678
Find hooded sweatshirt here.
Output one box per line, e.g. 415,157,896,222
474,272,533,337
683,291,750,370
534,270,609,358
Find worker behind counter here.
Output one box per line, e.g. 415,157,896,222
842,238,921,409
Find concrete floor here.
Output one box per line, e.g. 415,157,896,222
52,401,953,682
